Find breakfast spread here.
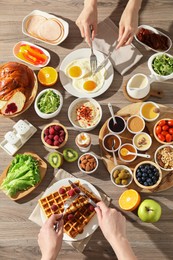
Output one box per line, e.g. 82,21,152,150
0,62,36,116
39,181,100,238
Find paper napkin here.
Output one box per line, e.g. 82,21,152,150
29,169,111,253
93,18,143,75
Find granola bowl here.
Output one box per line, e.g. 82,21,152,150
154,144,173,171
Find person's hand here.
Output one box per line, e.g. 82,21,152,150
116,0,141,49
76,0,97,45
38,214,64,260
95,201,126,246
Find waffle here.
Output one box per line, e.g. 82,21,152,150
39,181,100,238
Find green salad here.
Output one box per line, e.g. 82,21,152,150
38,90,60,114
152,54,173,76
0,154,40,197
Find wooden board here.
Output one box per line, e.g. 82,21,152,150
0,152,47,200
99,102,173,193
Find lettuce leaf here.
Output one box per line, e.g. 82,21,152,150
0,154,40,196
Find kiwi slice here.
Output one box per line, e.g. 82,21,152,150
63,148,78,162
48,152,63,168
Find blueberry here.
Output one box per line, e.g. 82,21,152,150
144,182,148,186
147,178,152,183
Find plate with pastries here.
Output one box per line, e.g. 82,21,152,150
39,177,101,241
0,62,38,117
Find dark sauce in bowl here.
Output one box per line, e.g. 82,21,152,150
108,116,126,134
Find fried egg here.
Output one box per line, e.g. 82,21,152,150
72,67,105,93
65,58,90,79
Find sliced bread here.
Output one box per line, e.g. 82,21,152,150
1,91,26,115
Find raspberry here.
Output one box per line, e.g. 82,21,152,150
54,141,60,146
74,187,80,193
49,127,55,135
54,135,59,141
51,204,58,211
54,125,62,132
44,128,49,135
59,188,66,194
46,138,53,145
68,189,75,197
48,134,54,140
67,214,74,220
89,205,95,212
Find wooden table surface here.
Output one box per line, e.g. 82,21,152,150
0,0,173,259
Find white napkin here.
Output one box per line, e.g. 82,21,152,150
93,18,143,75
29,169,111,252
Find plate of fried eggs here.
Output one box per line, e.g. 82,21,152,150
59,48,114,98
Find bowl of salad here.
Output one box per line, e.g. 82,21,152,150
34,88,63,119
148,52,173,81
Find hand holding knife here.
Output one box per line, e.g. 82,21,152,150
68,180,98,208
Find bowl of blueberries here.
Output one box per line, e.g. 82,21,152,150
133,161,162,190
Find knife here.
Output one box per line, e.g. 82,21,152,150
93,40,117,75
68,180,98,208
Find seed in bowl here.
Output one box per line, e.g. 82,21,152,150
156,146,173,169
112,168,131,186
135,163,159,187
44,125,66,146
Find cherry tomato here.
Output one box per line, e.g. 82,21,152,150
162,125,169,131
168,120,173,126
161,131,169,136
157,134,165,142
166,134,172,142
169,128,173,135
156,126,161,135
158,120,166,127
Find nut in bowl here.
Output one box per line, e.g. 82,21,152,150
68,97,102,131
154,144,173,171
134,161,162,190
41,123,68,149
34,88,63,119
111,165,133,188
153,118,173,144
78,153,98,174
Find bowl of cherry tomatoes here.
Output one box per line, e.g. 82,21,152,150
153,118,173,144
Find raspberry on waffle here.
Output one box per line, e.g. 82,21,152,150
39,180,100,238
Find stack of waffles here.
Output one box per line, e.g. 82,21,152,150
39,180,100,238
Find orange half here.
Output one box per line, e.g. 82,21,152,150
38,67,58,86
119,189,141,211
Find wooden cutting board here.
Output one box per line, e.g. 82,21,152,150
99,102,173,193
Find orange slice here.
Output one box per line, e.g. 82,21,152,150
38,67,58,86
119,189,141,211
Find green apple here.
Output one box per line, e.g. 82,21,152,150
138,199,162,223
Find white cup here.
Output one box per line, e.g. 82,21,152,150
75,132,91,152
126,73,151,99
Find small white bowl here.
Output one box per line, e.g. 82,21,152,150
102,133,122,153
68,98,102,131
133,132,152,151
135,25,172,53
148,52,173,81
34,88,63,119
111,165,133,188
107,116,126,134
78,152,99,174
140,101,160,122
118,143,137,163
127,115,145,134
154,144,173,171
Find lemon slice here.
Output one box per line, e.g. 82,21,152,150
38,66,58,86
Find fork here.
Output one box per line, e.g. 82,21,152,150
90,26,97,73
54,193,79,231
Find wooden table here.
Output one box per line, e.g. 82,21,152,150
0,1,173,259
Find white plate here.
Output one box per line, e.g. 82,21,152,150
59,48,114,98
40,177,101,241
22,10,69,46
